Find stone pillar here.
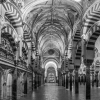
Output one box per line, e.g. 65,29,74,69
86,60,92,100
92,72,94,87
39,75,40,86
83,74,85,85
62,75,64,86
36,74,38,88
0,72,1,99
12,68,17,100
24,73,27,94
80,75,82,85
81,75,83,85
39,75,40,87
75,67,79,94
58,72,60,86
32,73,33,91
70,72,72,91
64,75,65,87
42,75,44,85
96,72,99,87
40,75,42,86
63,75,65,87
66,72,68,89
37,75,39,87
34,73,37,89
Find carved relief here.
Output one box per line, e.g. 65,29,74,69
0,37,14,60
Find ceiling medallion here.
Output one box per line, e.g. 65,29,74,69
48,49,55,55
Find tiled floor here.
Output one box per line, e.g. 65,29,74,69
18,83,100,100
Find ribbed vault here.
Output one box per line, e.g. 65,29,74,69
23,0,82,69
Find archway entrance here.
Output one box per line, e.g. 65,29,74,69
44,61,58,83
47,67,56,83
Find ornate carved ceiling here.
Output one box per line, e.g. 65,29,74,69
23,0,82,66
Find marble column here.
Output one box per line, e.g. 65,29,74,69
32,74,34,91
80,75,82,85
64,75,65,87
66,72,68,89
12,69,17,100
39,75,40,87
70,72,72,91
34,73,37,89
83,74,86,85
62,75,64,87
40,75,41,85
24,73,27,94
37,75,39,87
86,60,92,100
96,72,99,87
75,67,79,94
92,72,94,87
58,72,60,86
0,72,1,99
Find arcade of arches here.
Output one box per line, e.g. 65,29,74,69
1,0,100,100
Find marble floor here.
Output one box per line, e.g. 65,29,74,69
18,83,100,100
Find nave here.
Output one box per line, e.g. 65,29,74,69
18,83,100,100
1,0,100,100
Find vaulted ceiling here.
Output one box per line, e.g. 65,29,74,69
23,0,82,68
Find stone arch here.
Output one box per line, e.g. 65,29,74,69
1,1,24,57
1,23,18,52
81,22,100,99
43,58,59,68
47,67,56,83
82,0,100,35
72,28,81,73
85,23,100,61
75,41,81,67
44,60,58,77
23,22,32,44
1,1,23,35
